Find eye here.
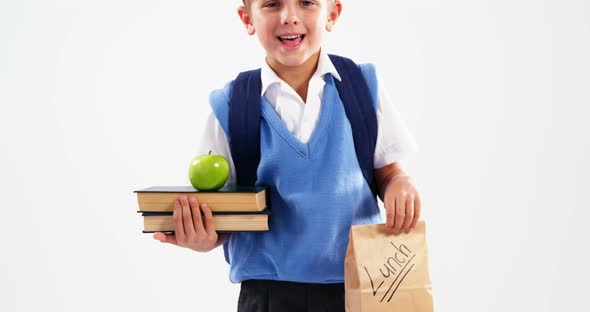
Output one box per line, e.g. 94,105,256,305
264,1,280,8
301,1,314,7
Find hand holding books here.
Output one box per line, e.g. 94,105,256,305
137,186,269,232
153,195,230,252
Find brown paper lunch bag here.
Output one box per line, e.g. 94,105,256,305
345,221,433,312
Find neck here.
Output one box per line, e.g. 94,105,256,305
266,51,320,103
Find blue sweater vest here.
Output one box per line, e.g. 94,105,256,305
209,65,383,283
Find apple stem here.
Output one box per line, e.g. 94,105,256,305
208,150,212,155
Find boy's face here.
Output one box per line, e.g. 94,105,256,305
238,0,341,68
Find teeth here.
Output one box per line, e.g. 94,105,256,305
280,35,301,40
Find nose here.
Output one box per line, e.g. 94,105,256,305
280,5,299,25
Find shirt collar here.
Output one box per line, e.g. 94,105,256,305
260,48,342,96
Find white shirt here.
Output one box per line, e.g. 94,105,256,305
198,49,418,187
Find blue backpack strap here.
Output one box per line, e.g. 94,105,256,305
229,69,262,186
328,54,378,197
225,69,262,265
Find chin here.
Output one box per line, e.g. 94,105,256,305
279,58,307,67
277,53,315,67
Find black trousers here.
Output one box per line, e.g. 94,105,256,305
237,280,345,312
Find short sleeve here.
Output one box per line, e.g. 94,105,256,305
197,108,238,187
373,73,419,169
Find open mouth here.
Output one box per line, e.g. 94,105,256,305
278,34,305,43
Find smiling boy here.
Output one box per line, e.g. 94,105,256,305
154,0,421,310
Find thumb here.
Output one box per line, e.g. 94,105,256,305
153,232,178,245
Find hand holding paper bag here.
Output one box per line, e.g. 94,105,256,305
345,221,433,312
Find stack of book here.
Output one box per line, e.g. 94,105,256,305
134,186,270,233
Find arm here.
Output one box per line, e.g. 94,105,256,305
374,162,421,233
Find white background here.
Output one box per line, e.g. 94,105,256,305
1,0,589,311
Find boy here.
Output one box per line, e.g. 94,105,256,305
154,0,421,310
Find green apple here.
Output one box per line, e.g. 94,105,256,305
188,151,229,191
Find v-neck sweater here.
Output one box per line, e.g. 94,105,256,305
209,65,382,284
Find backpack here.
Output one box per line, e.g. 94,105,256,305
228,54,378,196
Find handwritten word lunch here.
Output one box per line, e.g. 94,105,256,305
363,241,416,303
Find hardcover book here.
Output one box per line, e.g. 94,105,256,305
134,185,268,212
141,209,270,233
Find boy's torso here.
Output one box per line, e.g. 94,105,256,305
209,64,382,283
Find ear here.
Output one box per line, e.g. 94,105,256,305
238,6,256,35
325,0,342,32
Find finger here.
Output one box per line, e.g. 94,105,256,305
181,196,196,237
402,195,414,233
385,202,395,229
153,232,178,245
201,203,218,238
410,193,421,230
190,197,206,236
153,232,165,241
173,198,186,242
393,196,405,232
